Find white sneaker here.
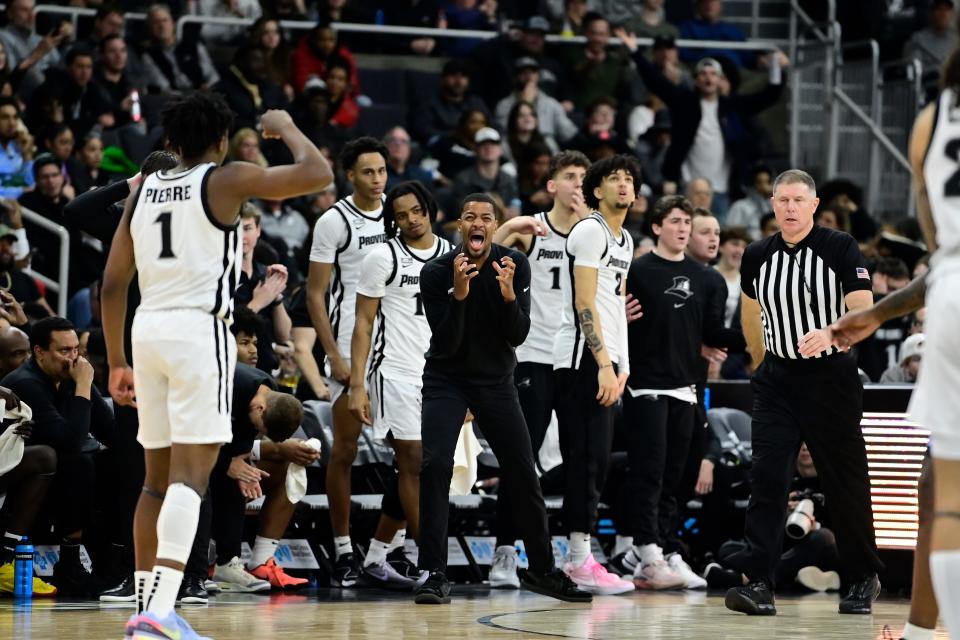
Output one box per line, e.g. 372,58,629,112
667,553,707,590
796,566,841,592
212,557,271,593
633,547,686,590
202,579,221,593
488,546,519,589
362,557,417,590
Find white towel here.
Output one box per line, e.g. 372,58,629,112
450,422,482,496
285,438,322,504
0,399,31,476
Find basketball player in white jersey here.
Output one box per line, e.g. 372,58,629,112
348,181,451,589
552,154,638,595
101,93,331,640
484,150,590,588
831,49,960,639
306,137,389,586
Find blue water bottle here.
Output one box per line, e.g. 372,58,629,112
14,538,33,598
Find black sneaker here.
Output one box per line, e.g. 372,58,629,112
177,573,209,605
839,574,880,614
386,547,421,581
331,553,361,588
99,574,136,602
51,557,101,597
703,563,746,590
414,571,451,604
606,549,638,577
725,580,777,616
519,568,593,603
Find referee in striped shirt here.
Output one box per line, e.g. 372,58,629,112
724,170,883,616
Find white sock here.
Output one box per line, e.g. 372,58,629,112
364,539,391,567
155,483,201,563
613,535,634,557
634,543,663,567
145,566,183,617
568,532,591,566
931,549,960,637
134,570,152,614
334,536,352,560
388,529,406,552
900,622,936,640
249,536,279,568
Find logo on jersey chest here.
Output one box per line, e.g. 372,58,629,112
359,234,387,249
536,248,564,261
607,256,630,270
664,276,694,301
400,256,414,267
399,274,420,287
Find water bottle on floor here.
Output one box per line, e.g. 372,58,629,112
14,538,33,598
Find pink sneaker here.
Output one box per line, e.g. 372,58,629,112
563,554,635,595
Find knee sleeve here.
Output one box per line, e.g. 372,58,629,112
155,483,202,564
381,472,405,521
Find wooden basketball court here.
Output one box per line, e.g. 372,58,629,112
0,588,947,639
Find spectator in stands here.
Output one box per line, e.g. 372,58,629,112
411,58,489,146
0,198,28,262
384,0,442,56
233,305,264,368
293,78,349,154
554,0,589,35
0,36,44,97
0,0,67,97
516,142,553,214
236,204,293,375
570,97,630,158
270,0,310,21
879,333,923,384
620,30,787,220
67,131,114,195
495,58,577,147
0,225,47,314
42,124,76,190
759,211,779,237
0,326,29,377
291,22,359,96
857,257,913,382
649,36,693,91
140,3,220,93
229,127,268,167
2,316,116,596
250,17,292,98
0,395,57,596
77,4,125,54
814,205,849,233
872,257,911,296
594,0,644,25
636,109,671,194
726,163,773,239
451,127,520,218
92,35,142,129
818,178,877,242
197,0,262,45
686,177,713,211
214,44,289,133
624,0,680,40
258,198,311,264
325,57,360,130
0,98,33,199
903,0,957,69
383,126,432,190
474,15,566,106
503,100,557,166
678,0,754,68
443,0,501,57
563,12,634,111
716,227,749,328
429,108,488,180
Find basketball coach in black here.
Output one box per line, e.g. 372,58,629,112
724,170,883,616
414,193,589,605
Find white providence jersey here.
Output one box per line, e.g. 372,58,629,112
309,195,387,356
357,235,452,383
553,212,633,372
516,212,569,365
131,163,241,320
924,88,960,277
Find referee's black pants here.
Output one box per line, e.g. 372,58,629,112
418,369,554,574
554,352,616,535
622,394,696,547
495,361,554,548
726,353,883,586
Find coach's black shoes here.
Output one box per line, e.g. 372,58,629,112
331,553,361,588
725,580,777,616
839,574,880,614
519,568,593,603
414,571,451,604
178,573,210,605
99,574,136,602
51,551,101,597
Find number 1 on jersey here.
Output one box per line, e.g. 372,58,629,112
155,211,175,259
549,266,561,290
414,292,424,316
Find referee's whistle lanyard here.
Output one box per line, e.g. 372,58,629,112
785,246,820,321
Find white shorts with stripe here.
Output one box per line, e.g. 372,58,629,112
132,308,235,449
367,372,422,442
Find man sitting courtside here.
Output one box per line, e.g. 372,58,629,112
2,316,116,595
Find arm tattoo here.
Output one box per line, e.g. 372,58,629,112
578,308,603,354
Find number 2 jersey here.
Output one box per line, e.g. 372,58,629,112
924,87,960,278
552,212,632,373
130,163,241,320
356,235,452,384
516,211,568,365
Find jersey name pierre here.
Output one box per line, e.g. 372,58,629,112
142,185,193,204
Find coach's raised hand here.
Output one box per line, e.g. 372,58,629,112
453,253,479,301
492,256,517,302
